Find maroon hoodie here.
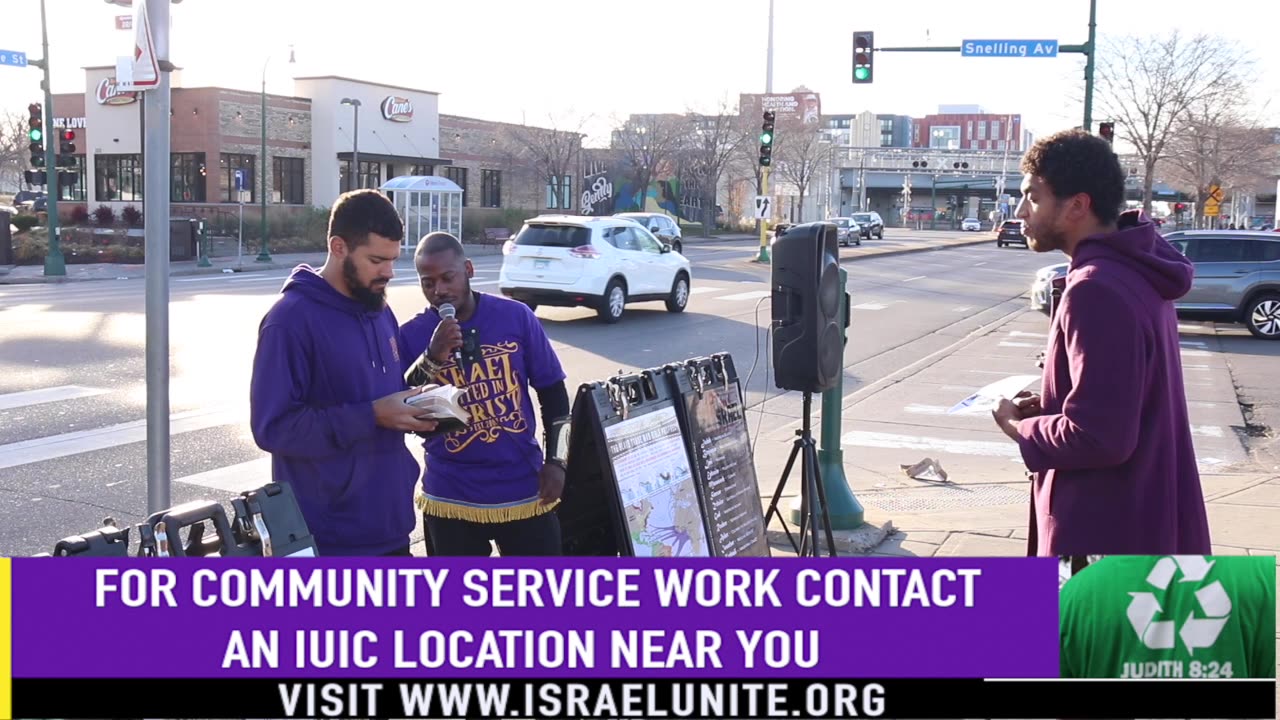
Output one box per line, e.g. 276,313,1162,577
1014,209,1212,556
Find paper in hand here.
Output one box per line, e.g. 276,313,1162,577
947,375,1040,415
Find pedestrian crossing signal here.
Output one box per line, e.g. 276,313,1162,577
853,31,874,83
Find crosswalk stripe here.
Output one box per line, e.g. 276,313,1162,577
0,385,111,411
689,287,720,295
174,457,272,493
714,290,771,301
1191,426,1224,438
842,430,1021,458
852,302,887,310
998,341,1037,348
0,406,243,471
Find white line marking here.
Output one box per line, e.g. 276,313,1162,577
1181,349,1212,357
1191,426,1225,438
969,370,1018,376
842,431,1021,458
174,457,272,493
715,290,772,301
0,406,243,470
973,262,988,267
903,275,927,282
689,287,720,295
852,302,888,310
1180,340,1208,348
1008,331,1047,338
953,306,973,312
903,404,950,415
0,385,111,411
998,341,1037,348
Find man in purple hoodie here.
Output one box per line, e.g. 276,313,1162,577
991,129,1212,556
250,190,439,556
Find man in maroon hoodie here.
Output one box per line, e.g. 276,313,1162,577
991,128,1212,556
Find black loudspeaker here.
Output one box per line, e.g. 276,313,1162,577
771,222,847,393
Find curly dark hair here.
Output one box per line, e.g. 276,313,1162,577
1019,129,1126,224
328,189,404,248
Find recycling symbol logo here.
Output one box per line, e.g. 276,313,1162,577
1126,556,1232,655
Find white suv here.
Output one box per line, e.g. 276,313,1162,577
498,215,693,324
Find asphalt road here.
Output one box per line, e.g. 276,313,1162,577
1,232,1272,556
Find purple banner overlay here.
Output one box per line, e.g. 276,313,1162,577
12,557,1059,679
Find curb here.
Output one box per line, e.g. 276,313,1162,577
740,236,998,268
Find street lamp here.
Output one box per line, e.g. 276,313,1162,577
341,98,361,191
257,44,295,263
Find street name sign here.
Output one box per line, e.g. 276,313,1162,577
962,40,1058,58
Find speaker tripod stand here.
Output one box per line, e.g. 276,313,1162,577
764,391,838,557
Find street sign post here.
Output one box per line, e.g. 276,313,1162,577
961,40,1059,58
0,49,28,67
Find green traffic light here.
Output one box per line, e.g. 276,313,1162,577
29,128,43,142
760,132,773,145
854,67,870,81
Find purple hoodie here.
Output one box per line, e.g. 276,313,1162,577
1014,210,1212,556
249,266,420,556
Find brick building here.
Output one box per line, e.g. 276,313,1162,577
912,106,1029,152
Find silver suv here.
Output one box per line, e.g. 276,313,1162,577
1165,230,1280,340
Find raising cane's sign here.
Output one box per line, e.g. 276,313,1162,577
96,77,137,106
380,95,414,122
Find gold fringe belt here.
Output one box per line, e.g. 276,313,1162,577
416,493,560,523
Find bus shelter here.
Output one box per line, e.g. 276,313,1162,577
380,175,464,251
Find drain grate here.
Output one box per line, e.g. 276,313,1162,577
858,484,1028,512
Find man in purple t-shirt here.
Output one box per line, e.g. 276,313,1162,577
400,232,571,556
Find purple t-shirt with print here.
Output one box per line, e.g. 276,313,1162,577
399,292,566,510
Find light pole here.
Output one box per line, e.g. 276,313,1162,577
341,98,361,191
257,45,295,263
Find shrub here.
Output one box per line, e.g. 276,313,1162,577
120,205,143,227
69,204,90,226
11,214,40,233
93,204,116,227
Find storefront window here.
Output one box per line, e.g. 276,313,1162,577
94,154,143,202
219,153,255,203
172,152,207,203
273,157,304,204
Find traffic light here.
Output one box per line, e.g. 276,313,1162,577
853,31,874,83
27,103,45,167
58,129,77,167
23,169,48,186
1098,121,1115,145
759,111,775,167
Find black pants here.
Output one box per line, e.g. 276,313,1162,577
424,512,562,556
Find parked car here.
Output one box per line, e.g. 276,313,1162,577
613,212,683,253
1030,262,1068,316
1029,231,1280,340
1164,230,1280,339
961,217,982,232
826,217,860,246
850,212,884,240
499,215,692,324
996,220,1027,248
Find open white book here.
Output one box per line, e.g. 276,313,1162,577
404,384,471,435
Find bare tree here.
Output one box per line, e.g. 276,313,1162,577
678,101,744,236
773,115,827,222
504,114,589,212
1096,31,1255,212
611,113,685,213
1164,98,1274,228
0,110,29,193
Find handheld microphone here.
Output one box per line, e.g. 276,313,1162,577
438,303,463,366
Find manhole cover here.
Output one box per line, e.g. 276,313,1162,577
858,484,1027,512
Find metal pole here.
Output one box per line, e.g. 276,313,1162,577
1082,0,1097,133
352,103,360,189
144,0,172,515
256,63,271,262
756,167,771,263
765,0,774,93
814,265,863,529
39,0,64,276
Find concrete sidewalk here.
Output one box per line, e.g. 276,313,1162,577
753,306,1280,561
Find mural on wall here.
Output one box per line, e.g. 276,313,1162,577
579,151,683,216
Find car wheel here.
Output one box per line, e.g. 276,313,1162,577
1244,293,1280,340
854,239,861,246
672,240,683,254
665,273,690,313
997,241,1004,247
598,279,626,324
876,229,883,239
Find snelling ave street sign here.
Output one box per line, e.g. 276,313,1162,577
962,40,1059,58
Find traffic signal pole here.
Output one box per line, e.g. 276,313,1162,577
875,0,1098,133
36,0,64,277
756,167,771,263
